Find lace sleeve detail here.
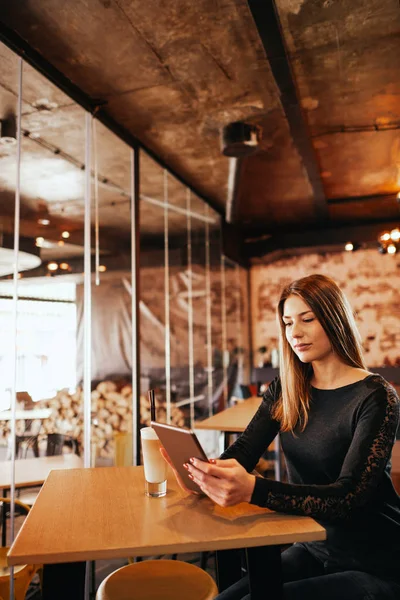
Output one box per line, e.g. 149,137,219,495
220,377,280,472
250,377,400,521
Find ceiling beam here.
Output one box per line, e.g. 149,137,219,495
247,0,329,223
246,217,400,257
328,192,400,205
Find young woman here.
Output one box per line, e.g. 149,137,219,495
163,274,400,599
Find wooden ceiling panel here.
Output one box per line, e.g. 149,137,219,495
236,111,316,230
0,43,76,117
114,0,279,108
0,1,170,97
0,136,83,207
21,104,86,163
287,29,400,134
2,0,399,257
0,0,283,212
275,0,400,211
314,130,400,198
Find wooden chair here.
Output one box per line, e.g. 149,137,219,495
17,433,79,507
0,497,41,600
15,434,40,459
96,559,218,600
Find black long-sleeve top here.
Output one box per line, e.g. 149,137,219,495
221,374,400,581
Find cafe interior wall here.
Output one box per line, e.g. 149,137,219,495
251,248,400,369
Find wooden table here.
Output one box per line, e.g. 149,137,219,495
195,396,262,439
0,454,83,490
0,409,52,421
8,466,325,600
195,396,283,479
0,454,83,545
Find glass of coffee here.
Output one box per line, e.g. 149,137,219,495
140,426,167,497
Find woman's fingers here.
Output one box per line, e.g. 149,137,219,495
188,457,233,478
186,457,256,506
159,451,252,505
159,447,199,496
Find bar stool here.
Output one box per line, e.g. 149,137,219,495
96,559,218,600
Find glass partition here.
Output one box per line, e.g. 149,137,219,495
89,118,133,467
0,46,89,590
20,62,86,468
139,152,168,429
0,37,251,597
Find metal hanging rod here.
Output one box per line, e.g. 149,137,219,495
312,122,400,138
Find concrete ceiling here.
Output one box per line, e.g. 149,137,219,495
0,0,399,264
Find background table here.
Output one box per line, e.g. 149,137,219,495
195,396,282,479
0,409,52,421
8,465,325,600
0,454,83,545
195,397,262,439
0,454,83,490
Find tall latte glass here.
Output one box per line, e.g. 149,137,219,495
140,427,167,497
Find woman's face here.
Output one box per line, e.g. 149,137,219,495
282,294,332,363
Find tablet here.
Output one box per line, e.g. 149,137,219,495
151,421,209,493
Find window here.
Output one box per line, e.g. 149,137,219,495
0,283,77,410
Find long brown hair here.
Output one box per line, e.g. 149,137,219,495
272,274,367,432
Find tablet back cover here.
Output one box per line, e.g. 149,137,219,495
151,422,208,493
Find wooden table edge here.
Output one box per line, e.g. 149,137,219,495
7,528,326,566
1,479,49,490
0,461,84,490
194,422,245,432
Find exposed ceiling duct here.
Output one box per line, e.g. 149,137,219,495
221,122,261,158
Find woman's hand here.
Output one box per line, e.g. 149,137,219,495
185,457,256,507
159,447,200,496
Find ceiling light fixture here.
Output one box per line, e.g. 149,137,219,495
98,265,107,272
35,237,44,247
36,200,51,227
378,228,400,254
344,242,354,252
221,121,262,157
47,262,58,271
0,116,17,147
32,98,59,111
61,231,70,239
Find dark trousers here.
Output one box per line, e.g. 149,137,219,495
215,543,400,600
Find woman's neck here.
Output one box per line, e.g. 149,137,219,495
310,356,368,389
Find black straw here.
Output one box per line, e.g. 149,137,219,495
148,389,156,422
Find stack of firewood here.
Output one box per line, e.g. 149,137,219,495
32,381,185,458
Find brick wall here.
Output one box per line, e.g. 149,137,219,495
251,249,400,368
